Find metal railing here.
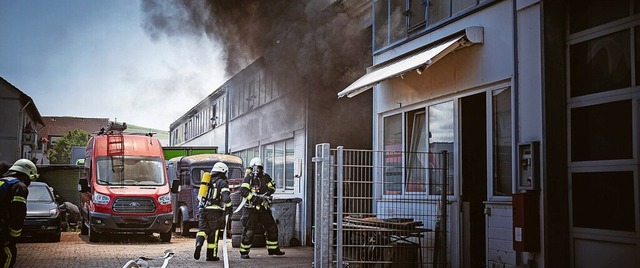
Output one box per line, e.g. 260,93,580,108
314,143,450,268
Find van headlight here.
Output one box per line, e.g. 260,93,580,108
94,192,110,205
49,208,59,218
158,193,171,205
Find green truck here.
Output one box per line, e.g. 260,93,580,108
162,146,218,160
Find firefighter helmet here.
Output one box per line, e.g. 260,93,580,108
211,162,228,174
249,157,263,168
9,159,39,180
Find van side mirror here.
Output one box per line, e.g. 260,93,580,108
78,178,89,193
171,179,180,194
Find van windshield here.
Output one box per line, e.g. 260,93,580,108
191,167,243,185
96,156,166,186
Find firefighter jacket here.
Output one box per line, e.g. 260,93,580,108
239,171,275,210
202,174,231,211
0,176,29,243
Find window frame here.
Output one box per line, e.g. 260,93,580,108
490,87,513,198
373,0,494,53
566,1,640,237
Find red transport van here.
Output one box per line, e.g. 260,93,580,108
78,123,173,242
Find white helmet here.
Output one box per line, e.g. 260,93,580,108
9,159,39,180
249,157,263,167
211,162,228,174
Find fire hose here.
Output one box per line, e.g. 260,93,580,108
223,214,230,268
121,249,175,268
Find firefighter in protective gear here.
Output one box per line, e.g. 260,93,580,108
238,157,285,259
1,159,38,268
193,162,232,262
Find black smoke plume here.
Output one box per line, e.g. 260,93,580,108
140,0,371,94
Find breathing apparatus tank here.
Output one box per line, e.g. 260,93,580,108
198,172,212,201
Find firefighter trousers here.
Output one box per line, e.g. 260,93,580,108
0,241,17,268
240,207,279,254
197,209,225,257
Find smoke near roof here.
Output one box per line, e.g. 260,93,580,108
140,0,371,94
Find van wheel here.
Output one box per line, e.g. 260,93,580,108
80,217,88,235
48,231,61,243
175,215,189,237
88,223,100,242
160,231,172,242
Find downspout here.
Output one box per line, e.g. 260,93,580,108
18,100,32,159
225,88,230,154
511,0,523,265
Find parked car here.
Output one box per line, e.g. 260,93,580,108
22,181,61,242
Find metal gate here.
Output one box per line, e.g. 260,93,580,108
314,143,451,268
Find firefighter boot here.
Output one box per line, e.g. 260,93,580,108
193,236,205,260
206,249,219,261
268,248,285,256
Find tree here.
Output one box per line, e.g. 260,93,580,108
47,129,90,164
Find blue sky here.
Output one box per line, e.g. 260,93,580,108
0,0,226,131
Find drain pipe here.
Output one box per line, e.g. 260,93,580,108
17,100,32,159
225,87,230,154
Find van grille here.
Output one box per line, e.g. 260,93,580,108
112,197,156,213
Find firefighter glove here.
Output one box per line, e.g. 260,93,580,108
251,196,264,206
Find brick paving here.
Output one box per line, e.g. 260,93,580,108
15,232,314,268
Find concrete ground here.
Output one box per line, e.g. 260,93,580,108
15,232,314,268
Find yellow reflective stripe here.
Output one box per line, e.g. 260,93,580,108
267,181,274,187
196,231,206,238
207,230,219,249
204,204,223,210
221,188,230,193
9,227,21,238
241,182,251,189
3,246,12,268
12,196,26,204
245,192,253,201
266,238,278,249
224,202,232,208
240,243,251,252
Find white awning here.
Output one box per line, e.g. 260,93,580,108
338,27,483,98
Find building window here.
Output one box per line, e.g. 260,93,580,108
568,0,630,34
229,70,286,120
570,30,631,98
263,139,295,191
428,0,450,26
390,0,406,44
408,0,427,30
383,114,402,195
211,104,218,128
49,136,62,147
234,147,259,170
374,0,390,50
571,100,632,161
405,109,427,193
234,140,295,192
383,103,453,196
428,101,454,195
492,87,512,196
373,0,490,52
572,171,635,231
453,0,477,14
567,0,639,237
